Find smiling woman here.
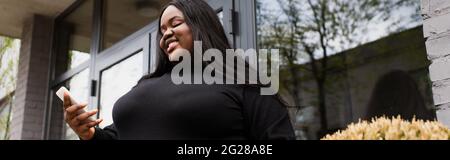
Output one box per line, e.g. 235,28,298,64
63,0,295,140
159,5,193,61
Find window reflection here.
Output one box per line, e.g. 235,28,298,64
256,0,431,139
60,0,93,70
101,0,170,51
99,51,143,128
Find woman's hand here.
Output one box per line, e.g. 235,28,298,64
63,92,103,140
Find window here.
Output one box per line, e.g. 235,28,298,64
58,0,93,70
99,51,144,128
101,0,169,51
256,0,431,139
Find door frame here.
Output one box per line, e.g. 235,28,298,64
91,22,157,117
46,0,259,138
208,0,235,47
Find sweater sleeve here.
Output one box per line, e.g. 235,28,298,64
90,124,119,140
242,86,296,140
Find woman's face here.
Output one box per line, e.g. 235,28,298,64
159,5,193,61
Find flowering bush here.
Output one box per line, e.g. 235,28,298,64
322,116,450,140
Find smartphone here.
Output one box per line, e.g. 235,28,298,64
56,87,95,121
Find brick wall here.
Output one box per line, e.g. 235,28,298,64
422,0,450,126
9,15,53,140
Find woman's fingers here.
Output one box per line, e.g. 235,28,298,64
65,103,87,122
62,97,100,139
66,103,87,113
63,92,71,109
86,119,103,128
76,109,98,122
69,109,96,126
78,119,103,133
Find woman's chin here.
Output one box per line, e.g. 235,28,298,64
168,48,190,62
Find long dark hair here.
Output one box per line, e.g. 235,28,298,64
137,0,230,82
365,70,436,121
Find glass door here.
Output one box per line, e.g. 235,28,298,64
93,24,155,128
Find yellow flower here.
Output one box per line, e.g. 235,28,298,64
322,116,450,140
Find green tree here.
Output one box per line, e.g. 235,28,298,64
0,37,18,140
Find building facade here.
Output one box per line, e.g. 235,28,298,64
289,26,434,139
0,0,447,140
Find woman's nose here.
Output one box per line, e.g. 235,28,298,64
163,29,175,39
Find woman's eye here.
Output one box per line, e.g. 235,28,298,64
173,22,183,27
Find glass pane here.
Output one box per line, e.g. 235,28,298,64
256,0,431,139
63,68,90,140
99,51,144,128
60,0,93,70
68,51,90,69
101,0,170,51
217,11,223,25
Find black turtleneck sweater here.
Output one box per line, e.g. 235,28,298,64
91,71,295,140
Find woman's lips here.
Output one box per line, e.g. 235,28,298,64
167,41,178,54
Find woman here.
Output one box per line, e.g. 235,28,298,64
63,0,295,140
365,70,436,121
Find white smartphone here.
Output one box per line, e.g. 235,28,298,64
56,87,95,121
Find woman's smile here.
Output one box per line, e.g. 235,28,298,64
167,41,179,54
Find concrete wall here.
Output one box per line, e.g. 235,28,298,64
422,0,450,126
